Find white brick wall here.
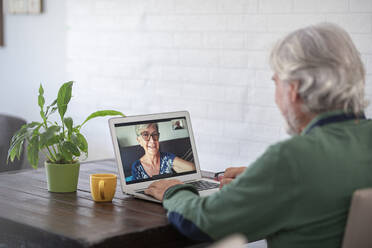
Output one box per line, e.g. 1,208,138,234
293,0,348,13
260,0,293,13
66,0,372,172
350,0,372,12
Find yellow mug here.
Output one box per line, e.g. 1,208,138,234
90,174,117,202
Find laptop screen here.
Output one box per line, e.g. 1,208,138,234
114,117,197,185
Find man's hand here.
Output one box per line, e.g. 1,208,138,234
145,179,183,201
219,166,246,189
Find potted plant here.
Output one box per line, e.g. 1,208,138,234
7,81,124,193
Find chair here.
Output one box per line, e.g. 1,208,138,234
188,234,247,248
342,188,372,248
207,234,247,248
0,114,26,172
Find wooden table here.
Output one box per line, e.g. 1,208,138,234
0,159,207,248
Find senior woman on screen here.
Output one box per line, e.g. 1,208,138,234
131,123,196,180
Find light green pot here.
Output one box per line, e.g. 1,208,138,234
45,161,80,193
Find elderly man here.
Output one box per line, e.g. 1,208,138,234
145,23,372,248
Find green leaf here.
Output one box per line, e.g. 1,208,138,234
8,139,24,163
11,122,38,141
76,133,88,153
38,85,47,123
64,117,73,138
39,125,61,148
64,141,80,156
60,141,80,162
60,143,73,162
38,84,45,110
45,99,57,116
9,125,27,146
71,133,79,146
40,110,46,122
45,135,60,146
46,106,58,117
71,133,87,156
27,135,39,169
80,110,125,128
50,99,57,105
57,81,73,120
7,122,42,163
54,153,62,162
16,139,25,159
25,121,42,129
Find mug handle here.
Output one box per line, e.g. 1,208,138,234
99,180,105,200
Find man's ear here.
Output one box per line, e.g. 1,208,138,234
289,81,301,103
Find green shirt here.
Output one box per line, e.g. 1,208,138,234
163,111,372,248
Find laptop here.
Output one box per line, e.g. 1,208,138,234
108,111,220,203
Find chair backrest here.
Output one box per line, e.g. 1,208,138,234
342,188,372,248
207,234,247,248
0,114,26,172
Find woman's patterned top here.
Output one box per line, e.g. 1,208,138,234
131,152,176,180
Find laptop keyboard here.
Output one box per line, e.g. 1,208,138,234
186,180,219,191
136,180,219,195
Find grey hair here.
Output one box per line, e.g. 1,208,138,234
270,22,367,114
135,123,159,136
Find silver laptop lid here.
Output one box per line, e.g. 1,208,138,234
108,111,202,192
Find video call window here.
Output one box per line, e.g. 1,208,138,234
114,118,196,184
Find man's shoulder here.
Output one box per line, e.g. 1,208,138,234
246,136,313,173
268,134,317,156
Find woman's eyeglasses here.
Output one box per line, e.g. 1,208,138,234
140,132,160,141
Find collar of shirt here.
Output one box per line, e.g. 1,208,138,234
301,110,366,135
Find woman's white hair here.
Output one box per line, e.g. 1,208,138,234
270,22,367,114
135,123,159,136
